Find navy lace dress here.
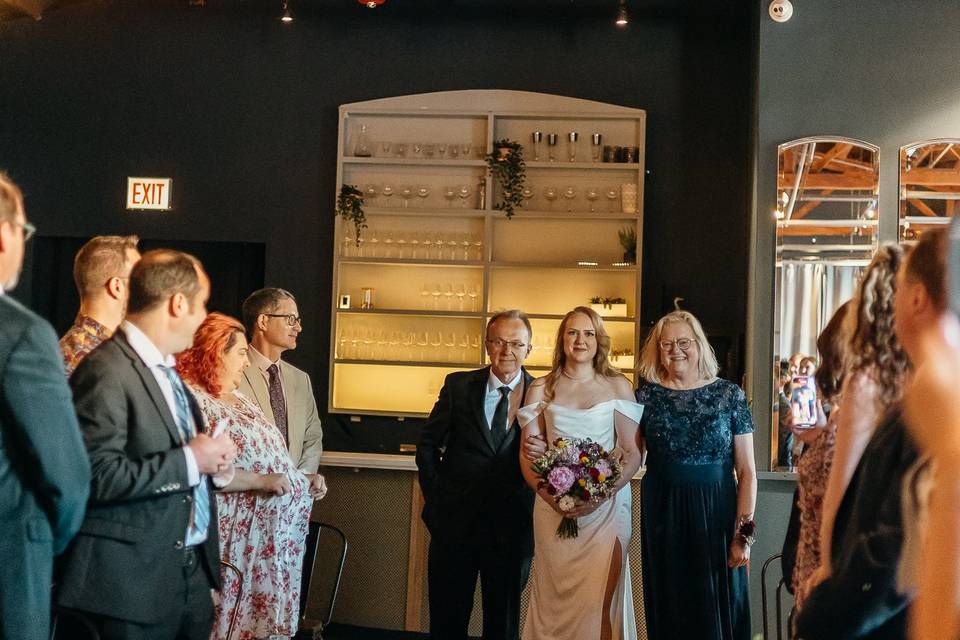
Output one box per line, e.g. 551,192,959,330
635,379,754,640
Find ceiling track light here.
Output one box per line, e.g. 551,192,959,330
280,0,293,22
615,0,629,27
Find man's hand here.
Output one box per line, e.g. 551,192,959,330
259,473,292,497
522,433,548,461
305,473,328,500
788,400,827,446
189,433,236,475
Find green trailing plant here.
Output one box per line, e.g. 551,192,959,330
618,225,637,263
485,139,527,219
337,183,367,246
589,296,626,307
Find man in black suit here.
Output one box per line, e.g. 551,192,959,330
416,309,536,640
56,249,237,640
0,172,91,640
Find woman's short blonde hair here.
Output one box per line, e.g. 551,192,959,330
638,310,719,384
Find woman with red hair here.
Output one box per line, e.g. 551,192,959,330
177,312,312,640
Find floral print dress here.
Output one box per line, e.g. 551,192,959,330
191,387,313,640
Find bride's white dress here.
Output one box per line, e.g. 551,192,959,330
518,399,643,640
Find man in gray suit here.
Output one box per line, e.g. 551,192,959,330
56,249,237,640
0,172,91,640
238,288,327,499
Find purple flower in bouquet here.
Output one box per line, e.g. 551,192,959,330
547,466,576,494
560,446,581,464
595,459,612,478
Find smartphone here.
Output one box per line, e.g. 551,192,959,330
790,375,818,428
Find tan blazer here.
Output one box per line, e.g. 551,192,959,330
237,359,324,473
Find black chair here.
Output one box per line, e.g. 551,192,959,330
296,521,348,640
761,553,794,640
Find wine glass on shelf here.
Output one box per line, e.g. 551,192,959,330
456,283,466,310
443,283,455,310
349,329,360,360
337,329,347,359
457,184,472,209
543,187,558,210
444,332,457,361
459,332,470,362
381,184,395,208
361,330,374,360
585,187,600,213
367,228,380,258
421,283,432,309
424,143,436,158
591,133,603,162
417,186,430,208
380,141,392,157
443,186,457,209
471,333,481,359
520,186,535,210
562,186,577,212
472,234,483,261
446,235,459,261
388,331,400,361
342,228,353,257
382,230,394,258
468,284,480,312
396,231,408,259
430,331,443,362
416,331,428,361
459,143,472,159
567,131,579,162
437,143,447,158
375,330,388,360
605,187,620,213
434,232,446,260
421,233,433,261
399,185,414,209
408,232,419,259
448,145,459,159
401,331,414,361
431,283,443,310
363,184,379,208
413,143,424,158
394,143,407,158
460,234,471,261
547,133,558,162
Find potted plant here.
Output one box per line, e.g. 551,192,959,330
337,183,367,246
589,296,628,318
485,139,527,219
618,225,637,264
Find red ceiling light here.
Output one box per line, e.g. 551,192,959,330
358,0,386,7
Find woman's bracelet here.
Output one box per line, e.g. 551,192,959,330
736,514,756,546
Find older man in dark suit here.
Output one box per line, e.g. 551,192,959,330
56,249,236,640
416,309,536,640
0,173,91,640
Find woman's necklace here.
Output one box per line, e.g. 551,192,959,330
561,369,595,382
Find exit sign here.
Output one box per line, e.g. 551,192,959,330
126,177,172,210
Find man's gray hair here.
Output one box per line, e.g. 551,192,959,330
485,309,532,342
242,287,297,336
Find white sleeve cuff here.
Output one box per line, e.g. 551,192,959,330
183,446,201,486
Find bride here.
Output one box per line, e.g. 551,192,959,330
518,306,643,640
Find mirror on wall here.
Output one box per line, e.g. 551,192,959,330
771,137,879,471
899,139,960,242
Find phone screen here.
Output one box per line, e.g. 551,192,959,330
790,375,817,428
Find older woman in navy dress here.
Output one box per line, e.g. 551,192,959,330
635,311,756,640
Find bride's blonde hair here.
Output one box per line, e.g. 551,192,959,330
542,306,624,403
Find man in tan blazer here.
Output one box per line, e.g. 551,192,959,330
238,288,327,499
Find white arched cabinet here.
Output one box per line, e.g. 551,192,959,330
328,90,646,416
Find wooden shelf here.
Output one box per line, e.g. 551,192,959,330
344,157,485,167
525,161,641,170
337,308,484,318
339,257,485,267
489,261,640,271
364,207,487,217
335,358,480,368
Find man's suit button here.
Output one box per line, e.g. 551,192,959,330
174,540,184,549
183,495,192,504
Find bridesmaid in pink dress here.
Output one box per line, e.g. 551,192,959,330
177,313,317,640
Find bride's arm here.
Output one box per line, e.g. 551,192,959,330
612,378,642,492
519,381,566,516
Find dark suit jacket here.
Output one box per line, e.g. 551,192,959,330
0,295,90,640
797,410,918,640
56,330,220,625
416,367,535,556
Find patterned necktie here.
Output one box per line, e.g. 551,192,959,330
266,363,289,445
490,386,510,450
160,366,210,538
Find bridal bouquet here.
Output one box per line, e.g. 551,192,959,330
531,437,623,539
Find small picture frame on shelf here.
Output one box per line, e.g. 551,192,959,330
338,294,351,309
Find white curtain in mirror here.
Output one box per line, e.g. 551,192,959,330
777,262,861,359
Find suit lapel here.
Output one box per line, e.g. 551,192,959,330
113,332,181,444
472,367,497,455
242,366,274,424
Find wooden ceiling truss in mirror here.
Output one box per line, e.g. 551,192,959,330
899,139,960,242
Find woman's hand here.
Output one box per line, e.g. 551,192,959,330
537,488,568,516
305,473,328,500
523,433,548,461
727,538,751,569
259,473,292,497
564,497,605,519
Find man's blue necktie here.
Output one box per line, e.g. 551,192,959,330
161,366,210,539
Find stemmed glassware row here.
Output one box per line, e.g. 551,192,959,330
419,283,481,312
363,184,477,209
337,328,483,364
342,229,483,261
520,184,622,212
362,142,481,160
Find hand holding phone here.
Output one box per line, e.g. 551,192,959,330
790,375,818,428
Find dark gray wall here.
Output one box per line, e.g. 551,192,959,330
0,0,753,450
750,0,960,632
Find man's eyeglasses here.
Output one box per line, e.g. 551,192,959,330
263,313,302,327
658,338,694,352
486,338,528,351
13,220,35,242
